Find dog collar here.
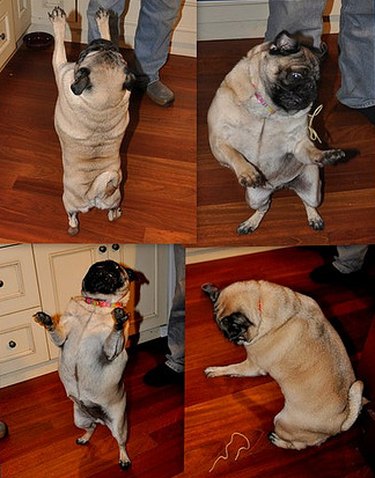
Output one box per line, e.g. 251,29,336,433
83,297,123,308
250,81,276,115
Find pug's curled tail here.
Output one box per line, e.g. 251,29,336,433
87,170,121,201
341,380,364,432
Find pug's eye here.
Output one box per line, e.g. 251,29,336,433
289,71,303,81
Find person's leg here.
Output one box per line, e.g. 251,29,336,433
87,0,125,44
144,245,185,386
310,245,369,284
337,0,375,123
134,0,182,105
333,245,369,274
265,0,326,48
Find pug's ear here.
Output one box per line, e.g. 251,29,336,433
71,67,91,95
201,283,221,303
124,267,137,282
270,31,300,56
123,68,136,91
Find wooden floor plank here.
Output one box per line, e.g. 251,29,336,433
197,35,375,246
1,339,183,478
185,246,375,477
0,43,196,243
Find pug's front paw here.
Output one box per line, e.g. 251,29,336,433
48,6,66,23
112,307,129,330
204,366,222,378
238,168,265,188
33,311,54,330
319,149,346,167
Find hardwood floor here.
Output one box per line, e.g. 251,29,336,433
0,43,196,243
197,35,375,246
1,339,183,478
185,247,375,477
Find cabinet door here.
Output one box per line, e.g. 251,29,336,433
0,0,16,70
33,244,170,357
12,0,31,40
0,306,49,383
0,244,40,316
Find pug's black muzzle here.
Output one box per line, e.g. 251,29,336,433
218,312,252,345
271,75,317,112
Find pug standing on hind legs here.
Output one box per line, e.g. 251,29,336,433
34,260,136,470
49,7,135,235
207,31,349,234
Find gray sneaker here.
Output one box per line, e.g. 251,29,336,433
146,80,175,107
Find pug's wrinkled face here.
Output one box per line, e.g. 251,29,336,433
202,283,254,346
263,31,320,112
71,39,135,97
82,260,136,302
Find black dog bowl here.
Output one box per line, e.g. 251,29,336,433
23,32,54,50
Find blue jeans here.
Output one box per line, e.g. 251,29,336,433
87,0,181,84
165,245,185,373
265,0,375,109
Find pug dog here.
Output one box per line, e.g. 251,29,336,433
49,7,135,235
207,31,348,234
202,280,363,449
34,260,136,470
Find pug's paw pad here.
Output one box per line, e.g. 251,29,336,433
238,169,265,188
108,207,122,222
320,149,346,166
237,220,257,235
112,308,129,330
119,460,131,470
48,6,66,22
33,312,54,329
96,7,110,22
308,217,324,231
76,437,89,446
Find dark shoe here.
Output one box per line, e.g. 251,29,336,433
310,263,364,285
146,80,175,107
143,363,183,387
357,105,375,125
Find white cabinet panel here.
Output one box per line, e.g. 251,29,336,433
0,0,16,70
12,0,31,39
0,245,40,316
0,306,49,380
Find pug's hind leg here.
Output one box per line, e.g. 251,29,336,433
74,404,97,445
76,425,97,445
205,359,265,378
67,211,80,236
211,141,266,188
95,7,111,41
108,207,122,222
237,187,271,234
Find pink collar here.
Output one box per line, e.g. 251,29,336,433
83,296,123,308
251,81,276,115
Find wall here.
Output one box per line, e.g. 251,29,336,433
198,0,341,40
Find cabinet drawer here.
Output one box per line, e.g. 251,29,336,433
0,245,40,316
0,0,16,70
0,307,50,378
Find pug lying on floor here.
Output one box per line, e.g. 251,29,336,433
202,280,363,450
207,31,348,234
49,7,134,235
34,260,136,469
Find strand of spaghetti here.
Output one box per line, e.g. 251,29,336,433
208,432,251,473
308,104,323,143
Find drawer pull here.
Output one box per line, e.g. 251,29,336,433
98,245,107,253
112,243,120,251
0,280,4,288
8,340,17,349
0,33,6,41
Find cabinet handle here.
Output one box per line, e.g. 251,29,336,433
112,243,120,251
0,33,6,41
8,340,17,349
98,245,107,253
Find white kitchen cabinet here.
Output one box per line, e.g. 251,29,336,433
12,0,31,41
0,0,16,69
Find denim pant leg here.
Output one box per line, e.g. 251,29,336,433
333,245,369,273
265,0,326,48
165,245,185,373
337,0,375,108
87,0,125,44
134,0,182,84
